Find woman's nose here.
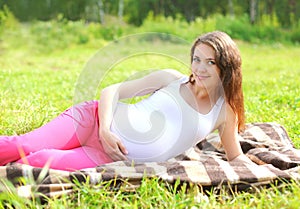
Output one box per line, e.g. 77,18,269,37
194,63,207,73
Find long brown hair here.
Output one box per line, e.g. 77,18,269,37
190,31,245,132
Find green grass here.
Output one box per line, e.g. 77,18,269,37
0,24,299,208
240,42,300,147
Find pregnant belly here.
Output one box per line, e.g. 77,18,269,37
110,105,182,162
110,102,200,162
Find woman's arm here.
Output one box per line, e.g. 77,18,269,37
218,104,253,164
98,69,184,161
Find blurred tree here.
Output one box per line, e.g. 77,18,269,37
228,0,234,17
0,0,298,28
97,0,105,23
124,0,152,25
118,0,124,21
250,0,257,24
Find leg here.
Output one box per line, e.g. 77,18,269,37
16,146,113,171
0,101,101,165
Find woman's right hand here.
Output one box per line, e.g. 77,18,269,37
99,129,128,162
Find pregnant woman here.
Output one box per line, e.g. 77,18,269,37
0,31,252,171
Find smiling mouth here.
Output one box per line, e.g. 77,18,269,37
196,75,210,80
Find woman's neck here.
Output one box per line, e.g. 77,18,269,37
187,82,220,104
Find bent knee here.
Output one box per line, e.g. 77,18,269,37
17,149,60,168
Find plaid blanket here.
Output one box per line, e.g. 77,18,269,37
1,122,300,198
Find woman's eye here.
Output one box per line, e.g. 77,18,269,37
193,57,200,62
208,60,216,65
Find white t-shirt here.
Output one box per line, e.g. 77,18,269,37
110,76,224,162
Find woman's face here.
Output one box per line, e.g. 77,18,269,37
191,43,221,91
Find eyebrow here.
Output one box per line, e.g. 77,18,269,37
193,55,215,60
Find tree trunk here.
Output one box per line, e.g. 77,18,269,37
46,0,51,8
228,0,234,17
118,0,124,21
250,0,257,24
97,0,105,24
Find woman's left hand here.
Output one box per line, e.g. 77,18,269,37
231,154,256,165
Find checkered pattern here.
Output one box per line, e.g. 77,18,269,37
1,122,299,198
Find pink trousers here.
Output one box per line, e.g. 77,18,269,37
0,100,113,171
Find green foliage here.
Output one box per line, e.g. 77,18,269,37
7,14,131,53
215,14,291,44
88,15,130,40
2,11,300,55
138,13,300,44
1,0,300,29
291,27,300,44
0,5,18,34
216,14,254,42
28,15,96,53
138,12,216,41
